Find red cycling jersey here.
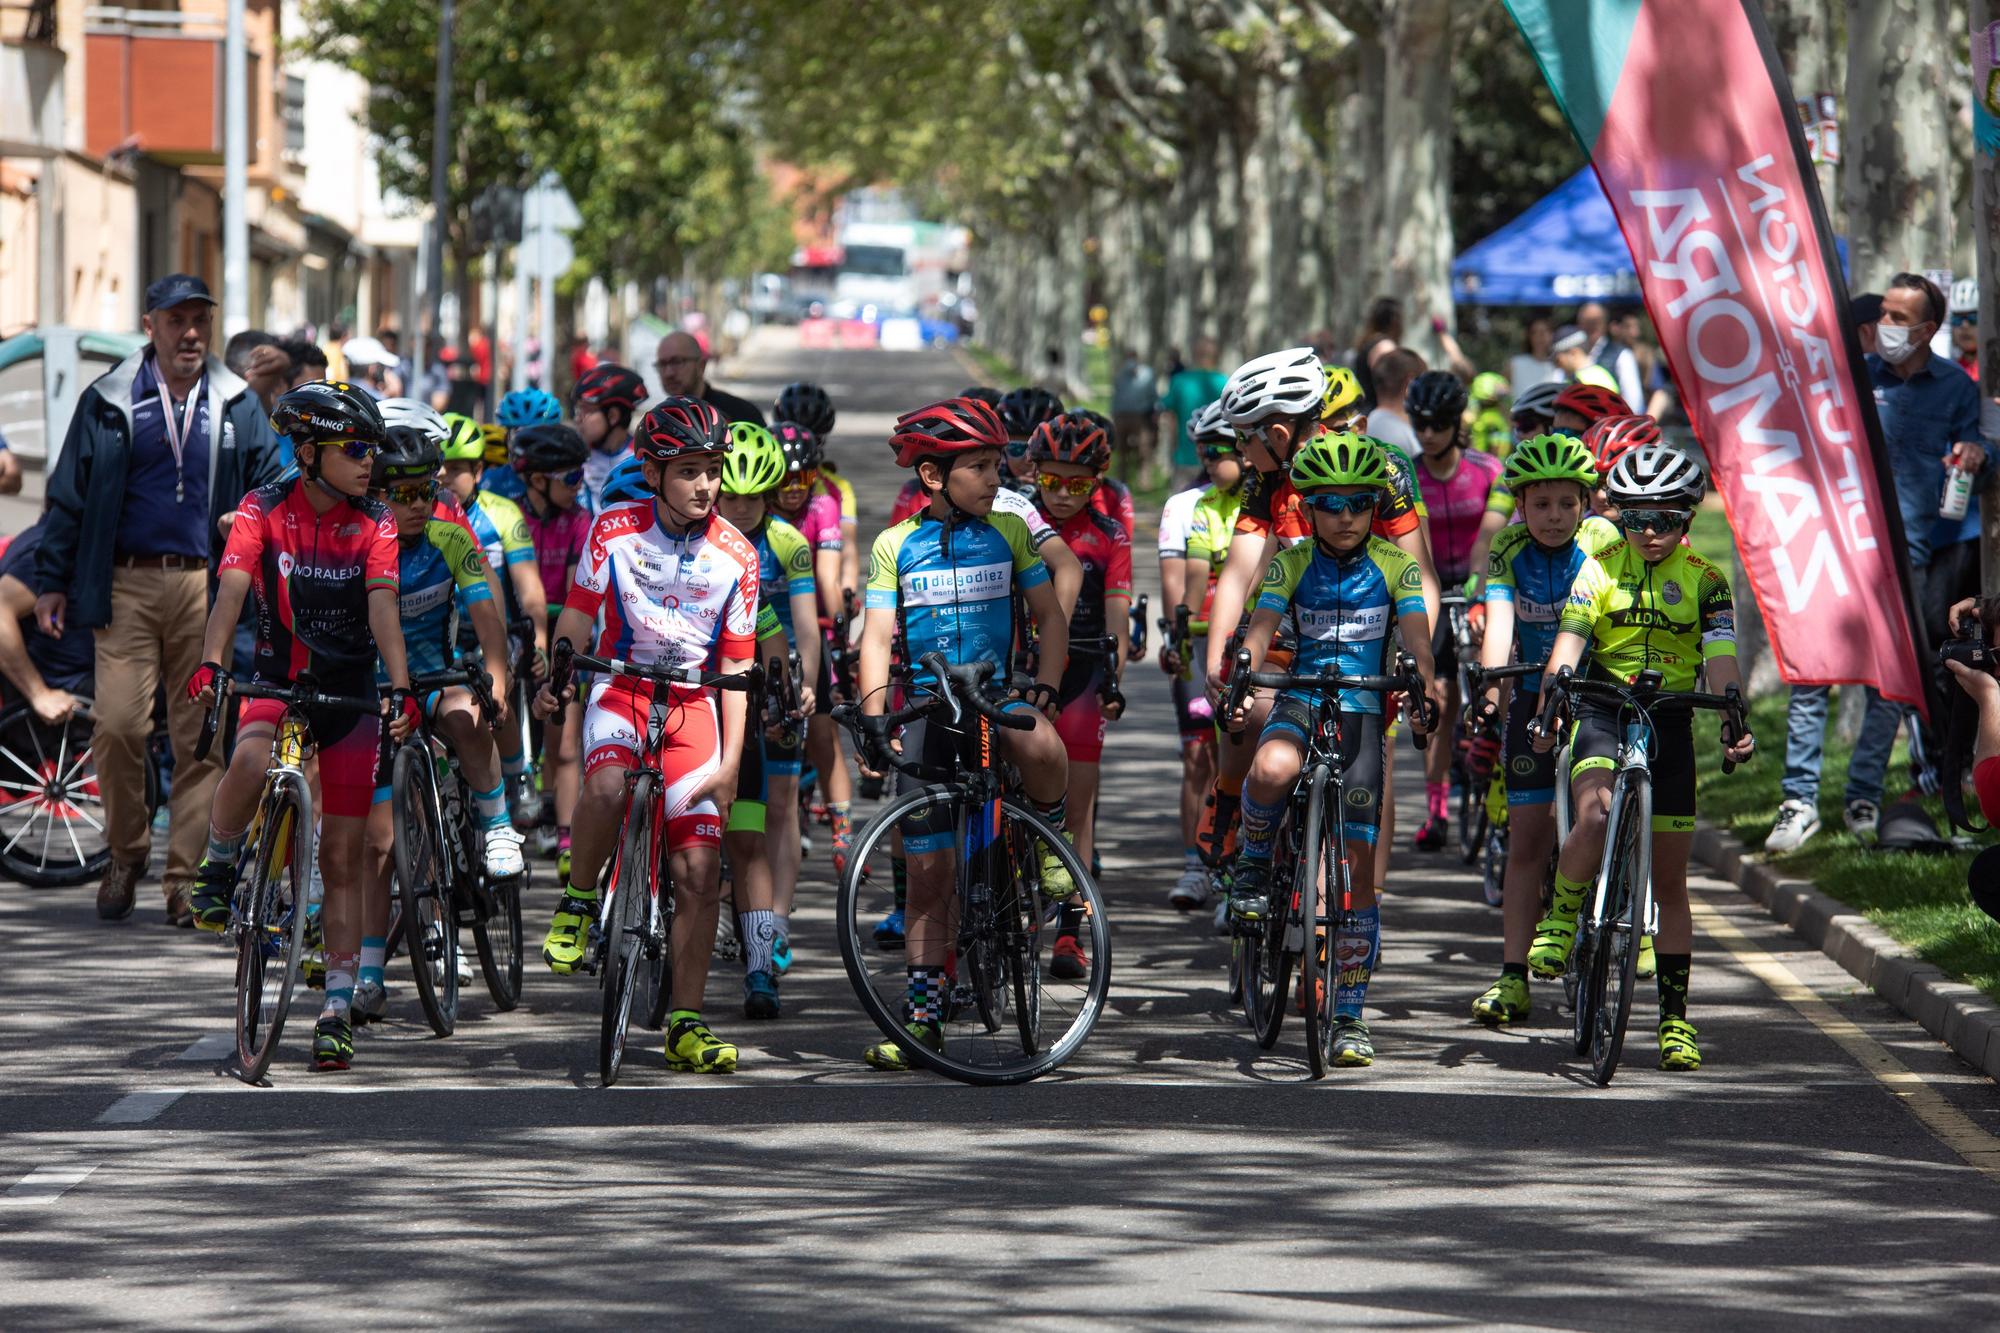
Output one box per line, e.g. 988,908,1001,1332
1092,476,1136,543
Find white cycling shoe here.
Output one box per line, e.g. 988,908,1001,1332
1166,864,1210,910
484,824,526,879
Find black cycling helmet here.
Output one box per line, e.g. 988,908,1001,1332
997,386,1065,440
270,380,386,449
371,427,443,489
1405,370,1469,429
511,422,588,474
959,385,1004,408
773,420,824,475
773,381,836,437
633,395,730,462
570,363,647,428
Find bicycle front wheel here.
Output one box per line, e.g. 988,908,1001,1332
1591,775,1650,1086
600,773,655,1085
233,773,312,1083
473,860,525,1011
393,745,458,1037
1456,771,1486,866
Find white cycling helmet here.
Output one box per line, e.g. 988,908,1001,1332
1605,443,1705,505
1219,347,1325,428
376,397,449,445
1188,400,1234,446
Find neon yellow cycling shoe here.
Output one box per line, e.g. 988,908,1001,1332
1527,882,1585,979
665,1015,738,1073
541,892,597,975
1658,1016,1701,1070
864,1020,943,1072
1037,831,1078,902
1470,971,1531,1024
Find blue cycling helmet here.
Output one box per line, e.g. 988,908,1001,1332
497,388,562,430
600,454,653,506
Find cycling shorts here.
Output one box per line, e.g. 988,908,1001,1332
892,700,1037,855
1171,634,1214,747
239,694,379,820
1503,687,1557,807
582,677,724,848
1430,611,1460,686
1259,697,1386,847
1570,694,1695,833
1054,665,1108,764
727,725,768,834
813,643,835,716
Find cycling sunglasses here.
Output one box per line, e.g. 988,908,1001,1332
780,468,820,490
1618,507,1692,534
1304,491,1380,516
1198,444,1237,462
1411,414,1458,433
382,478,438,505
1005,439,1031,459
321,438,378,460
537,467,585,486
1037,471,1097,497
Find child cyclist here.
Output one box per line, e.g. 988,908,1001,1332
1028,410,1132,980
1581,413,1661,521
186,381,418,1072
1466,433,1620,1024
355,427,520,1023
486,388,564,503
533,396,761,1074
856,396,1076,1071
515,423,592,874
1221,432,1437,1067
1529,444,1756,1071
570,363,648,511
714,422,821,1015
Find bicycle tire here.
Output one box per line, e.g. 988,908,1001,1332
967,816,1008,1034
641,787,676,1031
601,772,654,1085
473,861,525,1011
1247,808,1301,1050
0,701,152,889
1298,765,1330,1077
1456,767,1486,866
232,773,311,1083
1591,774,1650,1086
393,745,459,1038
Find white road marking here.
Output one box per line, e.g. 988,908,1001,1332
176,1033,234,1062
96,1090,185,1124
1,1164,99,1206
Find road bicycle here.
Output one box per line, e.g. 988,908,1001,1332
543,639,761,1087
194,675,387,1084
1530,666,1745,1085
1462,660,1546,909
833,652,1109,1085
1221,648,1434,1077
0,696,165,889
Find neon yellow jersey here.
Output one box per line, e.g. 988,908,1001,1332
467,490,535,572
1184,484,1243,634
824,470,858,524
1557,537,1735,691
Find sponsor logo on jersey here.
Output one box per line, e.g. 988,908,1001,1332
1518,596,1564,624
399,581,452,617
1662,580,1683,605
902,561,1012,607
1294,605,1389,642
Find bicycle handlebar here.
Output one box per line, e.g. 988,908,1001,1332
545,638,764,704
1221,647,1437,749
1531,665,1750,773
193,673,390,774
833,653,1035,780
403,666,499,728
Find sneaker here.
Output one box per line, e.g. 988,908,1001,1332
744,969,781,1020
530,825,561,858
508,773,543,830
1844,798,1880,840
665,1015,738,1073
190,858,237,934
713,910,742,964
541,892,598,975
95,858,143,921
864,1019,942,1072
1226,859,1274,923
772,933,794,975
163,883,194,929
1166,864,1210,910
1527,886,1585,979
1636,934,1656,980
1764,798,1822,854
483,823,526,879
1658,1015,1701,1070
1471,972,1531,1024
312,1014,354,1071
1037,836,1078,902
1051,935,1088,981
872,908,906,950
1412,814,1448,852
1331,1018,1374,1067
352,979,388,1025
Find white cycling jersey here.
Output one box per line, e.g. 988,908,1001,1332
990,485,1056,549
565,502,759,672
1157,485,1205,560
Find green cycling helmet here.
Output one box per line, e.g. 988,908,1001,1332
1503,432,1598,491
1289,430,1390,491
721,421,786,496
1469,371,1510,405
440,412,486,463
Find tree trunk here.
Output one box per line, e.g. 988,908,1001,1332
1380,0,1454,368
1764,0,1846,229
1843,0,1954,291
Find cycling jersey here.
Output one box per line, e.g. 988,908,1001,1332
1558,537,1735,692
890,484,1057,550
461,490,533,623
749,515,816,643
1184,484,1245,633
774,489,843,554
1237,436,1425,549
1255,536,1426,714
1038,505,1132,643
1093,476,1136,541
867,507,1049,687
481,460,527,503
820,469,858,524
522,498,592,615
1483,515,1620,691
389,517,492,678
1414,449,1508,586
219,478,400,685
1157,485,1206,561
565,504,760,671
581,443,627,512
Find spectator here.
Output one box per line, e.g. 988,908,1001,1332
653,330,765,425
568,333,598,385
467,327,494,388
0,422,21,496
1577,301,1645,410
1550,324,1622,394
1307,327,1340,365
1349,296,1403,408
0,514,93,724
375,328,410,397
1365,348,1427,455
341,336,397,399
1507,316,1561,397
278,336,328,390
33,274,286,926
1159,334,1227,483
1109,348,1159,486
418,344,457,409
323,320,350,381
222,329,292,411
1952,311,1979,380
1765,276,1986,853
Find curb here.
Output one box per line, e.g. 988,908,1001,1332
1691,824,2000,1082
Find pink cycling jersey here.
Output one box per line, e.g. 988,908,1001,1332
1414,449,1505,585
775,490,842,554
522,501,592,613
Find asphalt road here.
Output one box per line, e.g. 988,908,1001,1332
4,329,1999,1329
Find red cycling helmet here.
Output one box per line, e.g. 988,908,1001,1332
890,397,1008,469
1582,413,1662,478
1028,410,1112,472
571,363,647,425
633,395,729,462
1551,382,1629,426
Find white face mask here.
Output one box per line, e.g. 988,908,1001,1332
1876,320,1928,363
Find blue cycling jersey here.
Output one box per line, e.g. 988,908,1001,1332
1256,536,1426,715
1482,514,1619,691
481,464,527,503
866,507,1049,687
382,517,491,681
750,516,816,644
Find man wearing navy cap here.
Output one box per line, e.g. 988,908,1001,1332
33,273,287,925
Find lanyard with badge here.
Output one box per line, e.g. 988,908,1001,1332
156,366,204,505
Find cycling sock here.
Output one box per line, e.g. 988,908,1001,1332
501,749,527,782
556,825,571,849
1032,794,1067,832
1058,903,1086,938
905,966,945,1025
204,824,246,866
1238,788,1286,860
473,781,506,827
563,881,597,903
1550,869,1588,916
1333,906,1381,1020
740,909,776,975
359,936,386,990
668,1008,702,1031
1656,953,1692,1021
1501,961,1528,981
1426,782,1449,820
774,912,790,942
829,801,851,838
323,951,359,1018
1183,845,1202,870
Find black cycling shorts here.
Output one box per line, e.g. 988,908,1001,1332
1258,696,1387,848
1170,633,1213,745
1503,687,1558,806
891,702,1037,855
726,718,769,834
1569,694,1695,833
813,640,836,716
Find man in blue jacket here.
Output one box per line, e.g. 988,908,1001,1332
33,274,288,925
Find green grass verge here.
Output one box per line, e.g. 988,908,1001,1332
1687,499,1735,568
1693,692,2000,1002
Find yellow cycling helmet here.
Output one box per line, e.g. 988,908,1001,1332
1320,364,1364,422
479,422,508,467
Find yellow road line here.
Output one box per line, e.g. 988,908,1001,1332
1691,897,2000,1181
